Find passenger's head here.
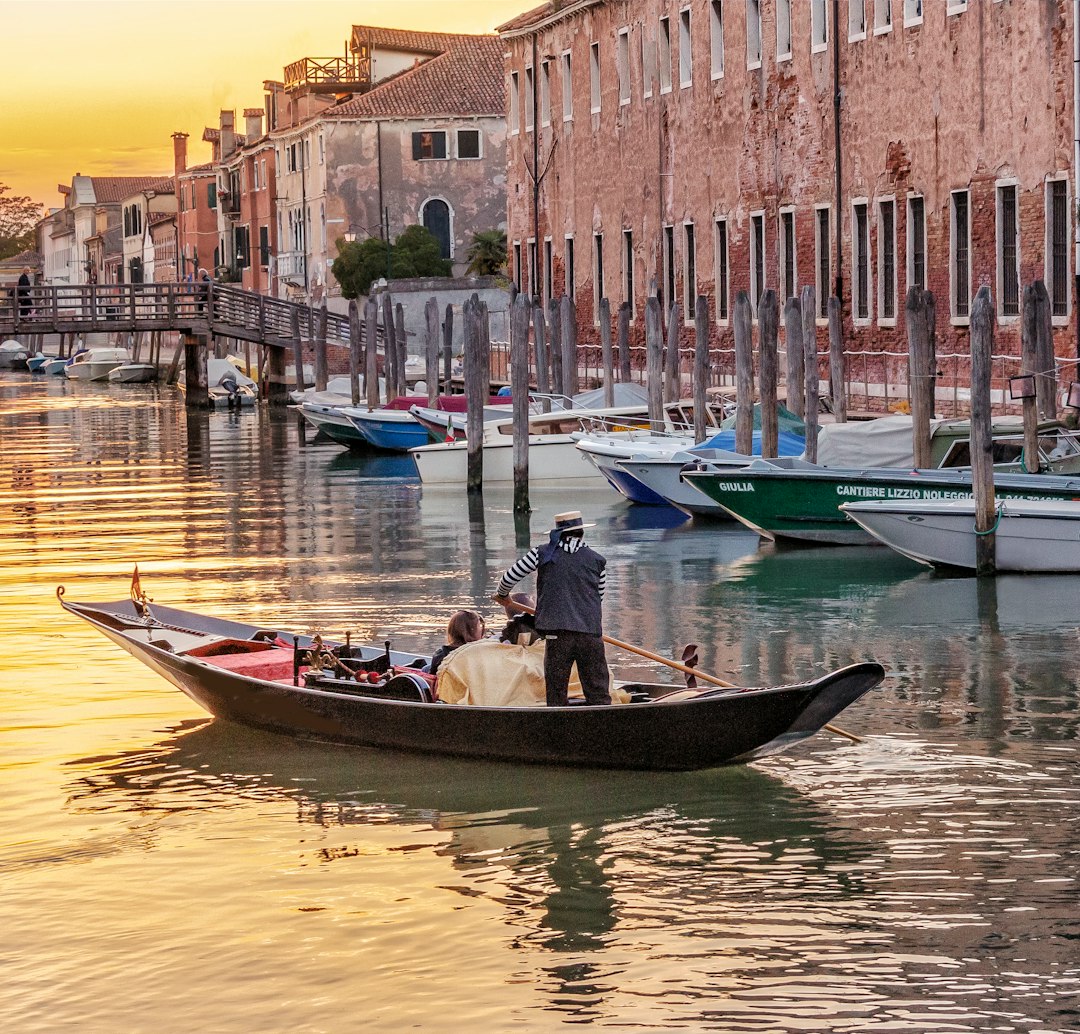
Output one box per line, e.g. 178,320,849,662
446,609,485,646
502,592,535,618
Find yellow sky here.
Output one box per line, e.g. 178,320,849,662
0,0,533,212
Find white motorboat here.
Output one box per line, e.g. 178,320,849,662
108,362,157,384
178,357,258,407
0,339,29,369
840,497,1080,572
65,347,130,381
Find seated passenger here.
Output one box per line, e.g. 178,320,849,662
497,592,538,647
428,610,485,676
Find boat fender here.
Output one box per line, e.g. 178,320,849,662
382,672,435,703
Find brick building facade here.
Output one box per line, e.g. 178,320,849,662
500,0,1077,401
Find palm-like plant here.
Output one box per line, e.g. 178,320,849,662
465,230,507,276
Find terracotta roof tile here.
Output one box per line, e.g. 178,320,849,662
497,0,600,35
351,26,458,55
327,34,504,119
89,176,170,204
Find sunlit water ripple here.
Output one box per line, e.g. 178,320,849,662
1,373,1078,1032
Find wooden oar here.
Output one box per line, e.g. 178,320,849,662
494,597,861,743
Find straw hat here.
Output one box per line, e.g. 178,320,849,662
551,510,595,534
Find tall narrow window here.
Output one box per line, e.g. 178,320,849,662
815,207,831,318
715,218,730,322
679,8,693,86
951,189,970,319
777,0,792,59
684,222,696,313
513,241,522,292
594,232,605,314
528,239,538,298
561,51,573,121
710,1,725,78
879,199,896,321
1048,179,1070,318
779,209,796,301
875,0,893,32
812,0,829,51
566,235,576,300
590,42,601,112
997,183,1019,318
544,238,553,304
746,0,762,68
642,30,655,97
623,229,635,310
524,66,535,131
750,213,765,314
617,29,631,104
853,201,870,321
509,72,520,134
904,0,923,27
663,225,676,314
849,0,867,38
908,195,925,292
540,60,551,126
659,17,673,92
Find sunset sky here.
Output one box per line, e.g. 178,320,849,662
0,0,534,213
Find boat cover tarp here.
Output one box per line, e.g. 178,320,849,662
207,358,257,388
436,639,624,706
720,403,806,435
572,383,650,409
699,429,806,457
816,415,942,468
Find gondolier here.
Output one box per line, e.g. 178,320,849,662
494,511,611,707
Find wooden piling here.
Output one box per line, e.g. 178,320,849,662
783,296,805,419
532,301,550,397
801,285,819,462
1033,280,1056,421
395,302,408,398
381,293,397,402
734,291,754,456
758,289,779,458
969,285,997,576
617,302,632,383
645,296,664,428
364,299,379,408
599,297,614,407
510,293,533,512
664,301,680,403
290,306,305,395
547,298,563,397
1020,284,1041,473
464,297,490,493
560,295,578,397
905,286,933,469
925,290,938,411
693,295,709,444
182,333,210,409
442,303,454,393
827,296,846,422
314,300,328,392
266,343,288,406
348,299,362,406
425,297,440,407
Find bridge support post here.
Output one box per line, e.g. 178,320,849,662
266,345,289,406
182,334,211,409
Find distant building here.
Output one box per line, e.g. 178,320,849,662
500,0,1076,386
119,178,176,284
173,132,219,282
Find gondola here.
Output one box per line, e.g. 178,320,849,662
58,581,884,771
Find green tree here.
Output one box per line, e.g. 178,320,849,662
331,224,452,299
465,229,507,276
0,183,41,261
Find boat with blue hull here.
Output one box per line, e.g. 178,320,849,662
59,585,884,771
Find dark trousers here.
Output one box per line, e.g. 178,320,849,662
543,631,611,706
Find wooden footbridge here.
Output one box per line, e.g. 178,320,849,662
0,282,386,407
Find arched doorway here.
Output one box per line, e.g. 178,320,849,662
421,198,452,260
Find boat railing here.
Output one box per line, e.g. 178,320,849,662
576,414,691,439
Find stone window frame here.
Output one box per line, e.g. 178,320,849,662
1045,174,1072,326
710,0,725,80
527,237,538,298
456,129,483,161
849,0,867,42
590,41,602,113
995,177,1021,324
540,59,552,127
947,0,968,15
524,65,536,132
641,28,655,98
565,234,576,302
907,194,926,296
873,0,892,35
949,188,972,325
749,210,766,319
513,240,523,292
562,50,574,122
623,228,635,315
617,26,632,105
683,220,697,323
877,195,898,328
776,0,792,62
543,237,553,305
746,0,762,70
851,197,873,325
509,72,520,135
778,206,797,305
593,231,605,325
659,16,673,93
814,204,831,325
662,224,676,316
714,216,731,326
679,6,693,89
811,0,829,54
903,0,923,29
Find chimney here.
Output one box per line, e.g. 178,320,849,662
172,132,189,176
220,110,236,158
243,107,264,141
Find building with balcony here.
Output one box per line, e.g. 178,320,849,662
120,179,175,284
500,0,1076,392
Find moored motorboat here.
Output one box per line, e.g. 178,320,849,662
65,346,130,381
108,362,157,383
0,339,29,369
26,351,55,373
59,583,884,771
178,357,258,407
840,497,1080,572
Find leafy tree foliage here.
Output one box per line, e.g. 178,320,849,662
331,224,452,299
0,183,41,261
465,229,507,276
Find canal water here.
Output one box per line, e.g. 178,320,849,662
1,372,1077,1033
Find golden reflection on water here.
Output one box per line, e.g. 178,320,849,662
1,374,1079,1032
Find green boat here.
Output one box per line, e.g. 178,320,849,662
682,458,1080,545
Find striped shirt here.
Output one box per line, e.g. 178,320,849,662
496,536,606,600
